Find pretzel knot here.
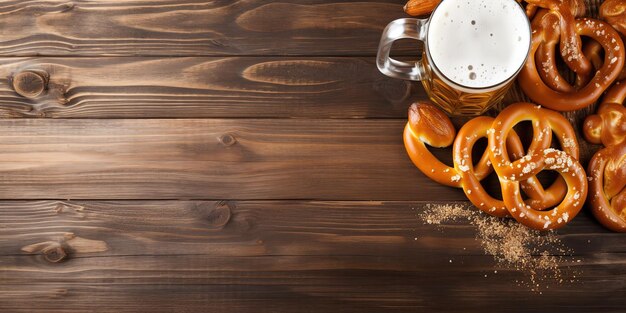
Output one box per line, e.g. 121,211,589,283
518,5,625,111
583,82,626,232
404,102,587,230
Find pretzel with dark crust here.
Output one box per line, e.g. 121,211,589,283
583,82,626,232
404,102,587,230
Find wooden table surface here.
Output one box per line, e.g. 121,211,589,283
0,0,624,312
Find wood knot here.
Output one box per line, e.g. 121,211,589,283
21,233,107,263
12,70,48,98
219,134,237,146
206,203,232,228
42,246,67,263
61,2,75,12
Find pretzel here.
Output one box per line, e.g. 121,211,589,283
601,0,626,36
591,0,626,81
527,0,588,83
518,0,585,19
488,103,587,229
525,0,586,17
583,82,626,232
584,39,626,82
518,7,625,111
404,102,587,230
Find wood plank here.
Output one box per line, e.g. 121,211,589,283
0,55,605,143
0,0,604,57
0,117,600,200
0,0,415,57
0,200,624,312
0,118,467,200
0,57,421,118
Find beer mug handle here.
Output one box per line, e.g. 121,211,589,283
376,18,429,81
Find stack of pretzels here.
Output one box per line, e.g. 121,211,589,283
402,0,626,231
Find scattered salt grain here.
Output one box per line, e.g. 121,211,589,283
416,203,579,292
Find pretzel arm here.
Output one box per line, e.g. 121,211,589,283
527,4,538,19
534,11,577,92
557,12,593,79
404,102,461,187
604,80,626,104
404,124,459,187
454,117,508,217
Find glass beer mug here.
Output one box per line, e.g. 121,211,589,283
377,0,531,116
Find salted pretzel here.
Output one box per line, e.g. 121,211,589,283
583,0,626,82
404,102,587,230
489,103,587,229
583,82,626,232
518,5,625,111
601,0,626,36
587,0,626,80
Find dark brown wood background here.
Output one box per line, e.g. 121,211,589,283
0,1,623,312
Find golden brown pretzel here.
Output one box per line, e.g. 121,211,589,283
528,0,590,81
582,1,626,82
518,10,625,111
404,102,586,229
583,82,626,232
489,103,587,229
601,0,626,35
594,0,626,81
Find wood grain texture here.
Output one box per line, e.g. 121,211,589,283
0,57,419,118
0,1,621,312
0,118,468,201
0,200,624,313
0,0,414,57
0,0,605,58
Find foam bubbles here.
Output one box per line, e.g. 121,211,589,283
427,0,531,88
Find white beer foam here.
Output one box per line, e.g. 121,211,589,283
427,0,531,88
